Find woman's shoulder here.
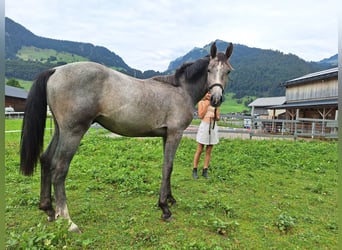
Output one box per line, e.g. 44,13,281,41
199,99,210,105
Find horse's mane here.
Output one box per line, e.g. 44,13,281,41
152,75,177,86
175,56,210,85
152,56,210,87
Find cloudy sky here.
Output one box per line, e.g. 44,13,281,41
6,0,338,71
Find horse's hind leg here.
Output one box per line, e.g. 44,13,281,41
51,128,88,233
39,131,59,222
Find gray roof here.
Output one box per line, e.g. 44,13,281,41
284,67,338,86
272,98,338,109
5,85,28,99
248,96,286,108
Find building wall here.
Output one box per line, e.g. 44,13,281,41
286,77,337,102
285,107,337,120
5,96,26,112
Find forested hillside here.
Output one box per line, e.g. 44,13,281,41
167,40,335,98
5,17,162,80
5,17,337,98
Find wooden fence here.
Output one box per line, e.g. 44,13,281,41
220,115,338,140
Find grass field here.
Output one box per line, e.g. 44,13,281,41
218,93,253,114
17,46,88,64
5,119,338,249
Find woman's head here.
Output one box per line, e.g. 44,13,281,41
204,92,211,100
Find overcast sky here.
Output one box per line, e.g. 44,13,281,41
5,0,338,71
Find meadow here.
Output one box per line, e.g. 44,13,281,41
5,119,338,249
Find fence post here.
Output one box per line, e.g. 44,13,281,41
311,122,315,138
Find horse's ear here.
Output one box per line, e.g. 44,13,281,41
210,42,217,58
225,43,233,59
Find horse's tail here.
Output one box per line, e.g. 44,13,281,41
20,69,56,176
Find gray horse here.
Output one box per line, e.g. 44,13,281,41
20,42,233,232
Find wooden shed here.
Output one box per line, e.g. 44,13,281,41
5,85,28,112
278,67,338,121
270,67,338,137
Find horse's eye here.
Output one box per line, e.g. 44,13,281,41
207,69,211,73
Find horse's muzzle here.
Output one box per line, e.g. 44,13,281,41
208,83,224,107
210,94,222,107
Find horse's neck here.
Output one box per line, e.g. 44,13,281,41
183,77,208,106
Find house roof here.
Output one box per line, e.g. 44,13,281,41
248,96,286,108
5,85,28,99
272,98,338,109
284,67,338,86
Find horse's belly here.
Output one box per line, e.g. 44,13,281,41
95,116,166,137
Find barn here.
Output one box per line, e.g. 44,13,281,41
5,85,28,112
248,67,338,138
279,67,338,121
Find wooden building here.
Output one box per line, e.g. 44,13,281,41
5,85,28,112
278,67,338,121
272,67,338,137
248,67,338,138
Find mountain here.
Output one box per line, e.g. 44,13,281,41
318,54,338,66
167,40,335,98
5,17,162,79
5,17,337,98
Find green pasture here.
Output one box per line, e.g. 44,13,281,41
17,46,88,64
5,119,338,249
219,93,253,114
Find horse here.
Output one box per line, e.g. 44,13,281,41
20,42,233,232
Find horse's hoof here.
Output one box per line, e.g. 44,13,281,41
161,214,173,222
68,222,82,233
170,200,176,206
47,216,55,222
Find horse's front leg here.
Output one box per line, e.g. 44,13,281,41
159,131,182,221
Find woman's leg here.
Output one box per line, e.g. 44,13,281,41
193,143,204,168
193,143,204,178
202,145,213,178
203,145,213,169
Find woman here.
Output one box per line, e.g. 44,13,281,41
192,92,220,179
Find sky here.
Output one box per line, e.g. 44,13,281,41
5,0,338,72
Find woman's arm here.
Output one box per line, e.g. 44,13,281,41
215,108,220,121
198,101,209,119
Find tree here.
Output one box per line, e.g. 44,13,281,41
6,78,23,89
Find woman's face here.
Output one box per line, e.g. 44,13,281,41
205,92,211,100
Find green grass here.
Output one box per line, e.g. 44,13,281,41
5,78,32,91
5,120,338,249
17,46,88,64
219,93,252,114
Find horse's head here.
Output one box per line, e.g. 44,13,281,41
207,42,233,107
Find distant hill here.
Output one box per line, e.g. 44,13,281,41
5,17,337,98
5,17,162,79
167,40,336,98
318,54,338,66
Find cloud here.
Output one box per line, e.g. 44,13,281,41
5,0,338,71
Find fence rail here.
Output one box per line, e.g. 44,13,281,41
235,117,338,140
5,113,338,140
5,112,24,119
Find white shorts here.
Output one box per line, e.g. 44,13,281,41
196,121,219,145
